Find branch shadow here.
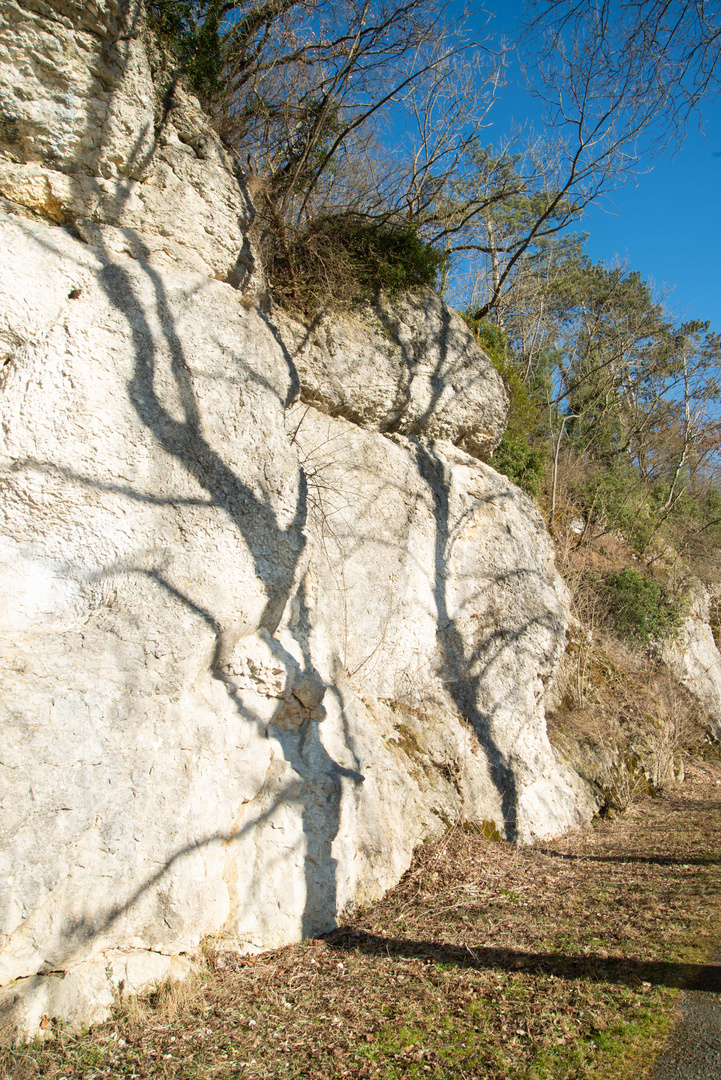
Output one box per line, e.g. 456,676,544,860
535,850,721,867
415,441,521,838
83,244,356,945
324,929,721,992
0,7,365,1007
5,1,561,1022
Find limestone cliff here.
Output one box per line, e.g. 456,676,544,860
661,581,721,741
0,0,597,1040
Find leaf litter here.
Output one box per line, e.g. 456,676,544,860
4,758,721,1080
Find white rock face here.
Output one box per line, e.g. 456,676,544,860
661,583,721,740
278,293,508,460
0,0,255,283
0,212,594,1040
290,405,591,834
0,0,596,1042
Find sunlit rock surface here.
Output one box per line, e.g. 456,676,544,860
661,581,721,741
278,293,508,460
0,0,596,1041
0,0,255,283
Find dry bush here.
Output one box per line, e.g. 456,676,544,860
640,675,700,789
391,659,446,715
548,613,703,812
547,497,710,811
256,212,445,314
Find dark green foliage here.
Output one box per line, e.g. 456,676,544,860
279,216,446,308
464,318,549,495
146,1,226,104
562,457,721,570
604,567,681,646
334,221,445,298
491,430,548,497
464,317,505,366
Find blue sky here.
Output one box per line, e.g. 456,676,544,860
581,121,721,332
480,1,721,332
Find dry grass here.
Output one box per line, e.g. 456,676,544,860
545,521,712,811
4,758,721,1080
548,628,706,808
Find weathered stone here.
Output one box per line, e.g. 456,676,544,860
289,404,594,839
0,206,595,1039
0,953,195,1041
661,582,721,740
0,0,597,1042
0,0,254,282
277,292,508,460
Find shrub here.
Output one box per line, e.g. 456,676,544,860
463,318,548,495
604,567,681,646
491,430,548,497
271,215,446,310
146,1,225,105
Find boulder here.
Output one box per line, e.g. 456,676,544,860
661,581,721,741
0,0,256,284
277,292,508,460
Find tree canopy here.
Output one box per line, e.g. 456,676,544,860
146,0,721,602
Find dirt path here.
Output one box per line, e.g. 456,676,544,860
651,951,721,1080
4,758,721,1080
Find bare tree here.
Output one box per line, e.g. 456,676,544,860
465,2,690,319
215,2,503,222
524,0,721,144
147,2,718,315
455,0,720,320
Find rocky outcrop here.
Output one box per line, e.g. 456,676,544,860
278,293,508,460
0,0,256,284
0,0,596,1042
290,403,590,836
661,582,721,741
